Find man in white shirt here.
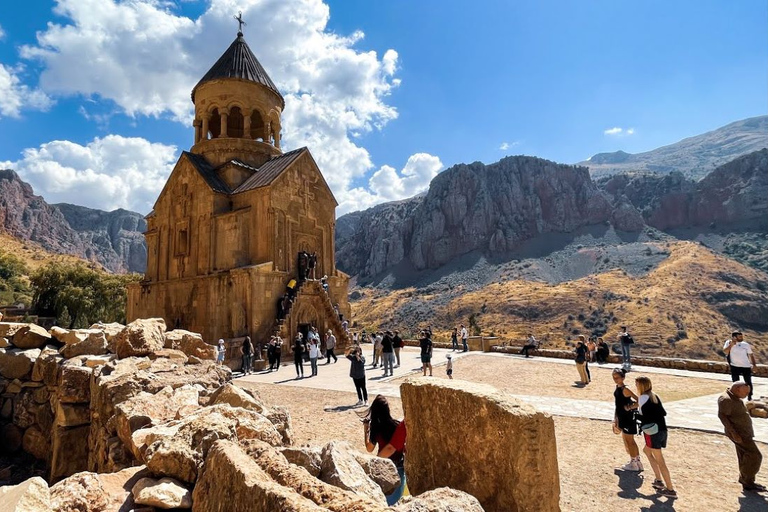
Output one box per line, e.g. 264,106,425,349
325,329,337,364
460,325,468,352
724,331,758,401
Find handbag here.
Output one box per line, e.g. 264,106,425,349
641,423,659,436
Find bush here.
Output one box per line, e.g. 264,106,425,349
0,251,32,307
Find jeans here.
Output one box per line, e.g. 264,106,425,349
621,343,631,366
452,337,458,350
386,466,406,505
310,357,318,376
383,352,395,375
326,348,337,363
353,377,368,402
242,354,252,373
731,366,754,400
462,338,468,352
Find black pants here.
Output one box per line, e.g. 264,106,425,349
353,377,368,402
585,361,591,381
731,366,754,399
521,344,536,357
274,352,281,370
242,354,252,373
326,348,337,363
294,356,304,376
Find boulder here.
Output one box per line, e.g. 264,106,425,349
165,329,217,360
241,439,390,511
320,441,387,505
58,364,93,404
210,383,267,414
51,327,100,345
12,324,52,349
265,405,294,446
393,488,485,512
83,354,115,368
0,322,26,340
0,348,40,380
7,378,22,394
279,446,323,477
400,378,560,512
23,426,51,462
0,476,50,511
193,440,332,512
115,318,166,359
353,451,401,495
50,465,149,512
90,322,125,353
132,477,192,509
32,347,63,385
59,330,109,359
148,348,188,363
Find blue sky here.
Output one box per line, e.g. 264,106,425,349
0,0,766,215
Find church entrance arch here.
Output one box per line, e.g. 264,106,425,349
290,299,323,345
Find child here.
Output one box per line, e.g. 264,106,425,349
446,354,453,379
217,339,226,365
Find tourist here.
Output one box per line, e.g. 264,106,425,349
393,330,403,367
292,333,305,379
627,376,676,497
341,319,349,332
217,339,226,365
273,336,283,370
362,395,407,505
325,329,338,364
308,251,317,280
321,275,329,293
618,326,634,370
521,333,538,358
308,336,320,377
460,324,468,352
724,331,758,401
335,303,343,322
267,336,276,371
287,278,298,299
420,330,433,377
276,295,286,322
308,326,320,359
718,382,765,492
427,326,433,338
361,329,368,344
446,353,453,379
346,345,368,406
612,368,642,472
352,331,360,345
451,327,459,351
372,332,383,368
587,336,597,363
574,337,589,384
241,335,253,375
297,251,309,281
596,337,610,364
382,330,395,377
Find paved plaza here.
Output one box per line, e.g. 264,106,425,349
236,347,768,443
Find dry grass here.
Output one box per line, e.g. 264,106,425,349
0,232,93,272
351,241,768,360
237,381,768,512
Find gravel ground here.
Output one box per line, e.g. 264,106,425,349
238,382,768,512
388,354,727,403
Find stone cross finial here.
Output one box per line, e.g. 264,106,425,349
234,11,246,35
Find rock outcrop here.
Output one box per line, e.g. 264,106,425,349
393,487,485,512
0,169,147,273
400,377,560,512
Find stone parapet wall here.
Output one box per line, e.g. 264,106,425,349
491,345,768,377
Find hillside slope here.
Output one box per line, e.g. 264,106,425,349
582,115,767,179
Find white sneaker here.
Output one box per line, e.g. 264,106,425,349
355,400,363,406
619,460,640,472
635,458,644,472
363,400,368,406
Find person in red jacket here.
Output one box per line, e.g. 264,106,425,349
362,395,407,505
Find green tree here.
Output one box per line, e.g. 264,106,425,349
31,262,141,326
0,250,32,307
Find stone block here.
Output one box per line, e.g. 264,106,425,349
0,476,51,511
164,329,217,360
115,318,166,358
59,330,109,359
32,347,63,385
55,401,91,427
394,488,485,512
353,449,401,495
210,382,267,414
13,324,52,349
320,440,387,505
132,477,192,509
50,465,149,512
279,446,323,477
400,377,560,512
58,365,93,404
50,425,91,482
0,322,26,340
0,347,40,380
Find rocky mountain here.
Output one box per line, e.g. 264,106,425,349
336,150,768,282
0,169,146,273
582,115,768,179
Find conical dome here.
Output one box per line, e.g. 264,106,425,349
192,33,283,107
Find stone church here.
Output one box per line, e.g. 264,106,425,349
127,29,350,361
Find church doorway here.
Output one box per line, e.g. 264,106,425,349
298,323,311,343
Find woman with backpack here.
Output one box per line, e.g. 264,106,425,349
626,376,677,497
612,368,642,472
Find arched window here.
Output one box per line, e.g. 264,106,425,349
208,108,221,139
250,110,265,141
228,107,244,138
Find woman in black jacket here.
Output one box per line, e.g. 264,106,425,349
627,376,676,497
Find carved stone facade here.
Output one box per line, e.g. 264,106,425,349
127,32,349,355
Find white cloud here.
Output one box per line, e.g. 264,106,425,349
0,63,52,118
1,135,177,213
0,24,5,40
19,0,427,213
499,142,509,151
604,127,635,136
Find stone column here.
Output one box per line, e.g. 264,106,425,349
243,109,252,140
220,109,229,138
274,123,281,149
264,121,272,144
201,116,210,141
193,119,202,144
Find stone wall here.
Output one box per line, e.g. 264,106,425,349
400,377,560,512
491,345,768,377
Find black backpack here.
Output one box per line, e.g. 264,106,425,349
622,333,635,345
